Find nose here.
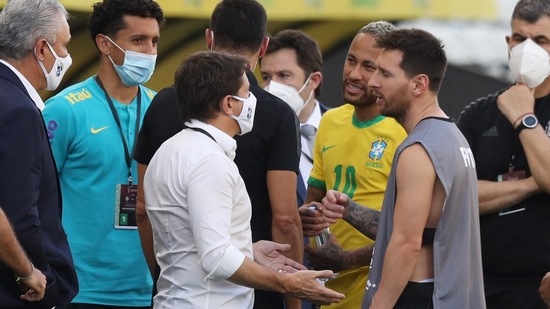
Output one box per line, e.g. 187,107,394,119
367,71,380,89
148,41,157,55
347,64,362,81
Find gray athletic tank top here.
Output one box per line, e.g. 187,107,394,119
362,117,486,309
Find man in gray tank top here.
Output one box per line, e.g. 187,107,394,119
318,28,486,308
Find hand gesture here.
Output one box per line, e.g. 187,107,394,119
283,269,345,305
305,234,348,273
253,240,307,273
321,190,350,221
299,202,329,237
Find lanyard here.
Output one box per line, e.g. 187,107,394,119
95,76,141,185
184,125,215,142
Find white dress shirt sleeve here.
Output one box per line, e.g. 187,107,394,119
187,151,247,280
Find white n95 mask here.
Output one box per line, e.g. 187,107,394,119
508,38,550,88
264,76,313,115
230,92,257,135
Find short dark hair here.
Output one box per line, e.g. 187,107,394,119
88,0,164,44
264,29,323,97
210,0,267,53
175,51,249,123
375,28,447,93
512,0,550,23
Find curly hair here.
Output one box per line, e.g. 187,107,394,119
88,0,164,45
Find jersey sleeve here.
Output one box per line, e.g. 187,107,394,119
307,111,328,190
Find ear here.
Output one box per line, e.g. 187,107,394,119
505,35,511,46
205,28,214,50
412,74,429,96
96,34,110,55
220,95,234,116
309,71,323,91
34,39,48,61
257,36,270,58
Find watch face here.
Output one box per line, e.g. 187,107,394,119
523,115,538,128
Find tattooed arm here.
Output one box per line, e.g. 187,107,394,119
321,190,380,240
305,234,375,272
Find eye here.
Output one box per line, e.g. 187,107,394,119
364,63,376,72
278,72,291,80
261,74,270,83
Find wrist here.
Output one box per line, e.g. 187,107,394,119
513,112,534,128
14,262,34,283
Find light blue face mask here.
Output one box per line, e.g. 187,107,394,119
105,36,157,86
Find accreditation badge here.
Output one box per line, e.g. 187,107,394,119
497,169,526,216
114,184,138,229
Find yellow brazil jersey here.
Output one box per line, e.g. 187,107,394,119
308,103,407,309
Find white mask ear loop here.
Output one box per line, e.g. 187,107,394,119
297,74,312,94
298,74,314,107
303,89,314,106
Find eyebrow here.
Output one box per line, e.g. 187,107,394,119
512,32,549,42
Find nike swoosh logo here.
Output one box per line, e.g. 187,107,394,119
91,126,109,134
322,145,336,152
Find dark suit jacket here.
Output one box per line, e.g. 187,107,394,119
0,63,78,308
297,102,329,206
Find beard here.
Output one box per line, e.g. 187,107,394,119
343,87,378,107
378,96,409,124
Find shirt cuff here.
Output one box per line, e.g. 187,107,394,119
204,245,245,280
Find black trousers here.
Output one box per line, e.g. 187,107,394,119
394,281,434,309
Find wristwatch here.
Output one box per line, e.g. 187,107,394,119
515,114,538,134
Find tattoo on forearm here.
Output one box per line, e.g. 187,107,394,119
343,200,379,240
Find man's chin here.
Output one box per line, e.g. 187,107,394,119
345,94,377,107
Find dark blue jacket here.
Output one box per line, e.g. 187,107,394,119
0,63,78,308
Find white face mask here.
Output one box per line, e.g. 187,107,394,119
508,38,550,88
106,36,157,86
264,75,313,115
230,92,257,135
36,41,72,90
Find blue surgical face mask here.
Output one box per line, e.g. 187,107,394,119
105,36,157,86
230,92,257,135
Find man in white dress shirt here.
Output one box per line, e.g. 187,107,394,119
144,51,344,309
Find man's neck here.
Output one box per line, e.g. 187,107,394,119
214,47,258,72
97,60,139,104
402,98,446,133
298,98,317,124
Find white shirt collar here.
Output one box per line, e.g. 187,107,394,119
0,59,45,111
185,119,238,160
302,99,322,130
